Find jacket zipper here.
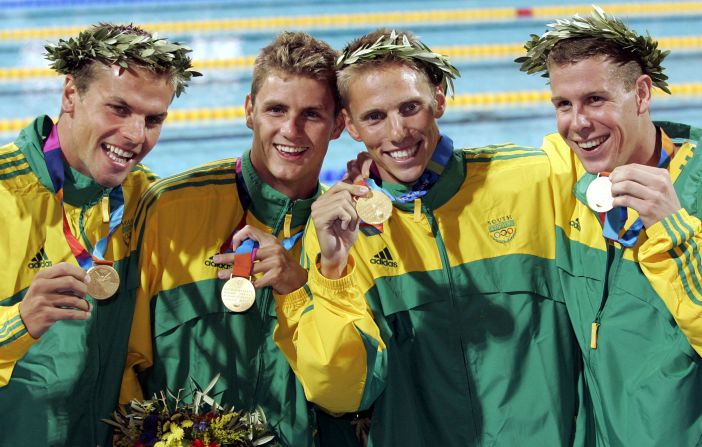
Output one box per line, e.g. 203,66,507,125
250,199,295,409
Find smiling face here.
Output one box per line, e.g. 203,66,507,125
246,71,344,199
343,63,445,185
549,56,656,173
58,63,174,188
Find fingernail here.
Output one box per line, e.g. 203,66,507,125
355,186,369,195
212,255,222,263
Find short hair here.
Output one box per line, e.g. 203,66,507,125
337,28,439,107
547,37,644,91
46,23,198,97
250,31,340,113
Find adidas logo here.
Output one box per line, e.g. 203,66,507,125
569,218,581,231
370,247,398,268
204,253,231,269
28,247,52,269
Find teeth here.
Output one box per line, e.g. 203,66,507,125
104,143,134,160
387,145,418,160
578,136,607,150
274,144,306,154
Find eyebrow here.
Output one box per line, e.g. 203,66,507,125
552,90,609,102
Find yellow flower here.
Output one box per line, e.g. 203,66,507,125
163,425,185,447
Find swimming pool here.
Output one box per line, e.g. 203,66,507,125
1,0,701,180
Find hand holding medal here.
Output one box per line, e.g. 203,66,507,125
588,162,682,247
310,181,371,279
214,225,308,306
18,262,93,338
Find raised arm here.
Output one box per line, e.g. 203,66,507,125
273,182,387,414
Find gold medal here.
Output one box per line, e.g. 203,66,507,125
86,264,120,300
586,176,614,212
355,190,393,225
221,276,256,312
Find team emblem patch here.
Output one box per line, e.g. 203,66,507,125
487,215,516,244
121,219,133,246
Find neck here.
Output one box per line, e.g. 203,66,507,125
637,120,659,167
55,116,89,178
249,157,318,201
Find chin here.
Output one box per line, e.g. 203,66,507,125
580,160,609,175
398,168,425,184
97,174,128,188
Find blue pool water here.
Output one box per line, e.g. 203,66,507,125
1,0,701,181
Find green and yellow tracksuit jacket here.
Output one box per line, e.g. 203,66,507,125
0,116,157,446
542,121,702,446
275,139,590,446
122,151,321,446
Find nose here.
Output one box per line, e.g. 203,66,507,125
571,106,593,135
388,113,408,143
280,115,302,139
122,116,146,145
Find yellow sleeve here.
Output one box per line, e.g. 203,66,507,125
273,225,386,415
639,209,702,356
0,303,37,387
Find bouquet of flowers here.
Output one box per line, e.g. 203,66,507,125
104,375,276,447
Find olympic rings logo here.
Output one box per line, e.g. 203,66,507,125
493,228,514,237
491,226,516,243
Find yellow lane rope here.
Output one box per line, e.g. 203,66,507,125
1,83,699,133
0,2,701,40
2,36,702,81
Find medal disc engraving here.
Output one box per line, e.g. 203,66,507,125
586,176,614,212
355,191,393,225
86,264,120,300
221,276,256,312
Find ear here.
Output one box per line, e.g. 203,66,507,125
342,108,362,142
433,86,447,119
61,75,79,114
634,74,653,115
330,111,345,141
244,94,254,129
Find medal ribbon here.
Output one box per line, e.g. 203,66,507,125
231,239,259,278
600,130,675,247
43,125,124,269
220,157,305,270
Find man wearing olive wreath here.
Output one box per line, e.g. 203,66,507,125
0,23,197,446
273,29,590,446
518,7,702,445
121,32,345,446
